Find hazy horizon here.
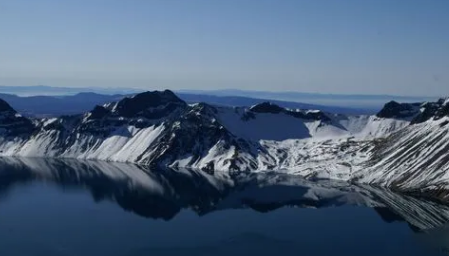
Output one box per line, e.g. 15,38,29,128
0,84,442,99
1,0,448,96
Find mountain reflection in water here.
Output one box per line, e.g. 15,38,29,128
0,157,448,256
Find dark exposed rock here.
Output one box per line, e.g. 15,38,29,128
411,98,449,124
411,102,439,124
376,101,421,119
440,120,449,127
0,98,15,112
376,97,449,125
77,91,189,133
287,110,331,122
250,102,284,114
89,105,110,120
250,102,331,122
140,101,237,167
113,90,187,118
1,90,448,175
435,99,449,120
0,98,35,136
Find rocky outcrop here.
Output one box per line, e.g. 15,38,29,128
0,98,35,136
376,101,421,119
0,90,448,200
411,98,449,124
250,102,331,122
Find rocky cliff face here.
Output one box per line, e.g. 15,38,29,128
0,90,448,198
352,98,449,197
0,99,35,136
376,101,421,119
411,98,449,124
375,98,449,124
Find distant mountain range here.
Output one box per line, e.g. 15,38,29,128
0,91,373,117
178,89,438,109
0,92,125,117
0,89,448,202
0,85,141,96
0,85,436,110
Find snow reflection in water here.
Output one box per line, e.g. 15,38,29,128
0,157,447,256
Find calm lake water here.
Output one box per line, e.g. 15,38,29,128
0,158,448,256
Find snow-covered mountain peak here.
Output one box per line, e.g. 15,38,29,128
80,90,190,128
373,98,449,126
2,92,449,202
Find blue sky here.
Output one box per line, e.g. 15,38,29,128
1,0,448,96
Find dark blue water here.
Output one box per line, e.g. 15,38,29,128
0,158,447,256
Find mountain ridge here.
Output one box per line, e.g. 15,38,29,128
0,90,448,201
0,91,373,117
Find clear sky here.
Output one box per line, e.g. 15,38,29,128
1,0,448,96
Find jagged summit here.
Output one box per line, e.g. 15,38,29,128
410,98,449,124
84,90,187,122
112,90,186,118
89,105,110,120
376,101,421,119
2,90,449,202
376,98,449,124
0,98,34,136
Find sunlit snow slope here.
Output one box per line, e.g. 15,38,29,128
0,90,448,196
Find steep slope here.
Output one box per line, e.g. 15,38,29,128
0,91,411,171
0,99,35,137
0,91,256,171
354,98,449,196
216,101,409,141
0,90,448,197
376,100,421,119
